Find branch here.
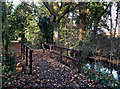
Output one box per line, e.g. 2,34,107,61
57,2,72,23
21,2,50,19
68,3,81,12
56,2,69,15
97,3,111,22
50,2,56,15
4,2,9,33
43,1,56,16
67,23,79,29
57,3,80,23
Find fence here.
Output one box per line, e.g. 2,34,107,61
42,43,82,73
21,42,33,75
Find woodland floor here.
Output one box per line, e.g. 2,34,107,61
2,42,106,88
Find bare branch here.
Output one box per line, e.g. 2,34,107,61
43,2,56,16
49,2,56,14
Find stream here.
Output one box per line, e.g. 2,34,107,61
83,58,120,81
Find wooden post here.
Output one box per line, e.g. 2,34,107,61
50,44,52,58
26,47,28,66
21,43,23,57
60,48,63,63
67,49,68,56
42,44,45,54
29,50,33,75
53,43,55,50
74,52,75,58
23,45,26,73
78,51,82,73
23,44,25,60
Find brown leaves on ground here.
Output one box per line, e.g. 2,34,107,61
3,42,91,88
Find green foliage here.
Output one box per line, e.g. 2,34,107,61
59,24,79,49
25,17,43,48
2,55,15,74
87,2,111,35
83,65,120,88
12,3,33,42
1,2,120,88
38,16,53,44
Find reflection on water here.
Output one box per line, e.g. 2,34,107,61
112,70,118,80
85,63,119,80
86,63,91,69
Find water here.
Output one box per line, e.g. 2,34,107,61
85,60,120,80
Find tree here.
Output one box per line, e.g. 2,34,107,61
3,1,9,61
24,6,43,47
22,1,80,45
75,2,88,41
7,2,16,40
13,2,32,43
42,2,81,45
117,2,120,36
88,2,111,36
38,16,53,44
0,1,2,88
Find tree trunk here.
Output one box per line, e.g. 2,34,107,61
0,1,2,88
76,19,84,41
118,2,120,36
21,31,26,43
4,1,9,61
93,19,100,37
53,23,59,46
76,5,86,41
78,25,83,41
114,2,119,37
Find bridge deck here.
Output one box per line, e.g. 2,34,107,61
3,42,89,88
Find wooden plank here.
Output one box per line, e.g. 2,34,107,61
89,56,108,61
51,50,79,62
20,42,33,74
44,43,83,73
23,43,33,51
44,44,81,62
89,56,120,65
45,43,80,53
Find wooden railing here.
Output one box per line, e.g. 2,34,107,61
42,43,82,73
21,42,33,75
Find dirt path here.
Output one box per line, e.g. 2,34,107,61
2,42,90,88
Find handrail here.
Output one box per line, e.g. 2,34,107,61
22,43,33,51
21,42,33,75
51,50,79,62
44,43,80,52
42,43,82,73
